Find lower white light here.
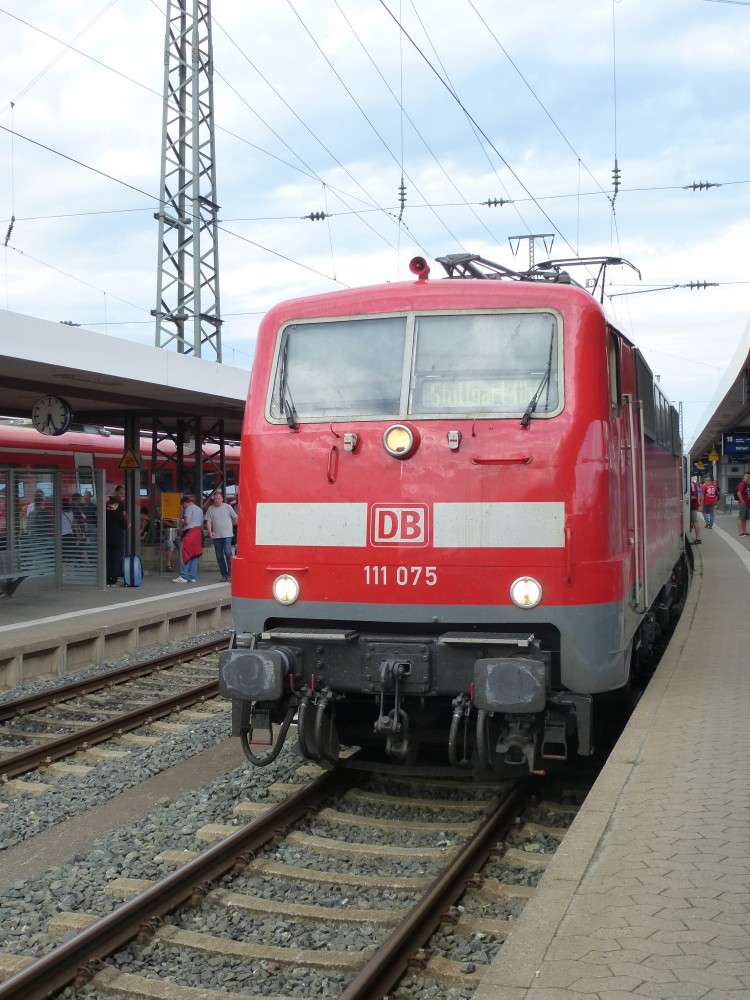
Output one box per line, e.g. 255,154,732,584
272,574,300,605
510,576,542,609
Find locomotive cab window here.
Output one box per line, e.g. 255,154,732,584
410,311,560,417
268,309,562,422
269,317,406,421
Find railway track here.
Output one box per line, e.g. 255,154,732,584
0,761,588,1000
0,637,227,782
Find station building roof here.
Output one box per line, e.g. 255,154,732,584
0,309,250,440
689,316,750,463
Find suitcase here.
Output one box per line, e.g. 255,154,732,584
123,555,143,587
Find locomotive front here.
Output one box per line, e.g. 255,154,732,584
221,260,644,776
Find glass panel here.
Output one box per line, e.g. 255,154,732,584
61,471,98,585
16,473,57,578
410,312,559,417
269,317,407,421
0,472,7,553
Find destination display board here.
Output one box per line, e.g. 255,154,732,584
722,432,750,457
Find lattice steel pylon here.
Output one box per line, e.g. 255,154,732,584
152,0,222,361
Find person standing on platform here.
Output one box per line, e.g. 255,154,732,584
105,494,128,585
60,498,77,565
82,490,97,535
737,472,750,537
701,477,719,529
112,484,130,530
139,506,151,543
689,479,702,545
174,495,203,584
204,490,238,582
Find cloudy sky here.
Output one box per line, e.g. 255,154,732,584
1,0,748,445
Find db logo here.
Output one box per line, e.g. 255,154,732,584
370,504,429,546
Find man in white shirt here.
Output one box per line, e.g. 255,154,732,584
204,490,238,582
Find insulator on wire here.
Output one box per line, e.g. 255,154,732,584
612,159,621,197
683,181,721,191
398,177,407,222
687,280,718,290
303,212,328,222
4,215,14,247
483,198,510,208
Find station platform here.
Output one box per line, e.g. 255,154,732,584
0,567,231,691
477,509,750,999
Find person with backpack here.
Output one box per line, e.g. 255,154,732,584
701,477,720,529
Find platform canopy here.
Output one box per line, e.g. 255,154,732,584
0,309,249,439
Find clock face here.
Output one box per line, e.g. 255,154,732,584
31,395,73,436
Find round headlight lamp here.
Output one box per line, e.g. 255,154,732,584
510,576,542,609
383,424,415,458
272,574,300,605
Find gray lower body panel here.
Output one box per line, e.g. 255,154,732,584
231,596,630,695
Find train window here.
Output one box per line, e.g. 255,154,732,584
155,469,175,493
77,465,95,496
670,406,681,457
269,317,406,421
607,328,622,414
635,352,656,441
660,394,671,450
410,311,560,417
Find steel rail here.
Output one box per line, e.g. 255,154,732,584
0,766,354,1000
1,679,219,781
339,779,528,1000
0,637,228,722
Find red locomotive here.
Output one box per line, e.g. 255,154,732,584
220,253,689,776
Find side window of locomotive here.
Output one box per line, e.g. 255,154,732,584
269,317,407,421
409,311,560,417
670,406,681,457
607,329,622,415
635,351,656,441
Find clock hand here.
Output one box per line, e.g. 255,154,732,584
45,414,54,429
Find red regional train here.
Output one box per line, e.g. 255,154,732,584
0,422,240,502
219,253,689,777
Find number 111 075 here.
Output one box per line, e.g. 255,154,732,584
364,565,437,586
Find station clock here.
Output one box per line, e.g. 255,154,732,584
31,394,73,436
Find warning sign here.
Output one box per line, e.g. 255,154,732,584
118,447,143,470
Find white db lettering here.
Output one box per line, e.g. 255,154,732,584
371,505,428,545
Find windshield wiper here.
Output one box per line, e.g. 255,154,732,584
520,329,555,428
278,334,298,430
283,399,297,430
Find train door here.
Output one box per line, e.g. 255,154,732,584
616,337,647,612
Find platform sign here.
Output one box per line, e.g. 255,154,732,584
161,492,182,520
118,447,143,470
722,433,750,457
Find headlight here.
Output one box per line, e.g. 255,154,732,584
383,424,415,458
510,576,542,609
272,574,300,605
